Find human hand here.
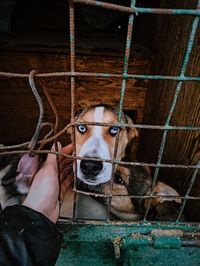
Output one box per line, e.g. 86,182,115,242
59,145,74,200
23,143,73,223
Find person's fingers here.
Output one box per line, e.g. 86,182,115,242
59,143,73,164
61,143,73,155
45,142,62,169
23,141,64,223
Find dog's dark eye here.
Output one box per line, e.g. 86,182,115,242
77,125,87,134
109,127,119,137
114,173,124,185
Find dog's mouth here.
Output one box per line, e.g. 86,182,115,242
80,178,99,185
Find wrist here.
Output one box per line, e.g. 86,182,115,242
23,200,58,223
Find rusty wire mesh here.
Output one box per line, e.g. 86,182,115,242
0,0,200,223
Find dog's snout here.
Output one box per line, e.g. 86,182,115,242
80,160,103,177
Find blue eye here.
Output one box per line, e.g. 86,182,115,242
77,125,87,134
109,126,119,136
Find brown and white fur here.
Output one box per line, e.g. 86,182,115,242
0,156,183,221
0,105,137,216
0,106,182,221
68,104,138,185
101,165,183,221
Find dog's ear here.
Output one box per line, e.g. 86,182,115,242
15,154,39,194
125,115,138,142
149,182,182,207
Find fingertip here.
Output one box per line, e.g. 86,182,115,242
51,141,62,152
61,143,73,154
46,142,62,165
57,141,62,151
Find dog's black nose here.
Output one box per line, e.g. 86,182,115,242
80,159,103,178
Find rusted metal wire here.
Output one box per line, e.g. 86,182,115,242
176,159,200,221
41,84,62,208
0,120,199,153
69,0,78,220
108,0,136,215
0,149,200,170
74,189,200,201
0,123,71,151
70,0,200,16
41,84,62,211
143,1,200,221
72,122,200,131
38,122,55,149
0,119,199,153
37,85,59,151
28,70,44,151
1,71,200,82
41,85,59,136
0,127,71,152
55,140,62,209
57,218,200,227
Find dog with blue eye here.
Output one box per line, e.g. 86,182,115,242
0,104,137,218
0,105,183,221
67,104,138,186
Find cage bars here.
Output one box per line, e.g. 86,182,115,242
1,72,200,82
0,119,200,153
143,0,200,221
0,148,199,171
69,0,79,219
73,188,200,201
108,0,136,216
71,0,200,16
27,70,44,151
0,0,199,223
176,160,200,221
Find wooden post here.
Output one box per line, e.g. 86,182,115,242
137,0,200,220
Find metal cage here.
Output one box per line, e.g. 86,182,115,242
0,0,200,265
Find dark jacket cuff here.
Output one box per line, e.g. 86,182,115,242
0,205,62,266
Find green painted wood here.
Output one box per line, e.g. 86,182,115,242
56,223,200,265
123,247,200,266
58,222,200,243
56,242,116,266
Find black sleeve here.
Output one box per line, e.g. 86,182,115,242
0,205,62,266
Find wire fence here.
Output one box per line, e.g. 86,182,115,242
0,0,200,224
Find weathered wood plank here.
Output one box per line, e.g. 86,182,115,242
138,0,200,221
0,51,151,156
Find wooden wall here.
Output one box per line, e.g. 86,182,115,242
0,0,153,157
0,45,151,152
138,0,200,221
